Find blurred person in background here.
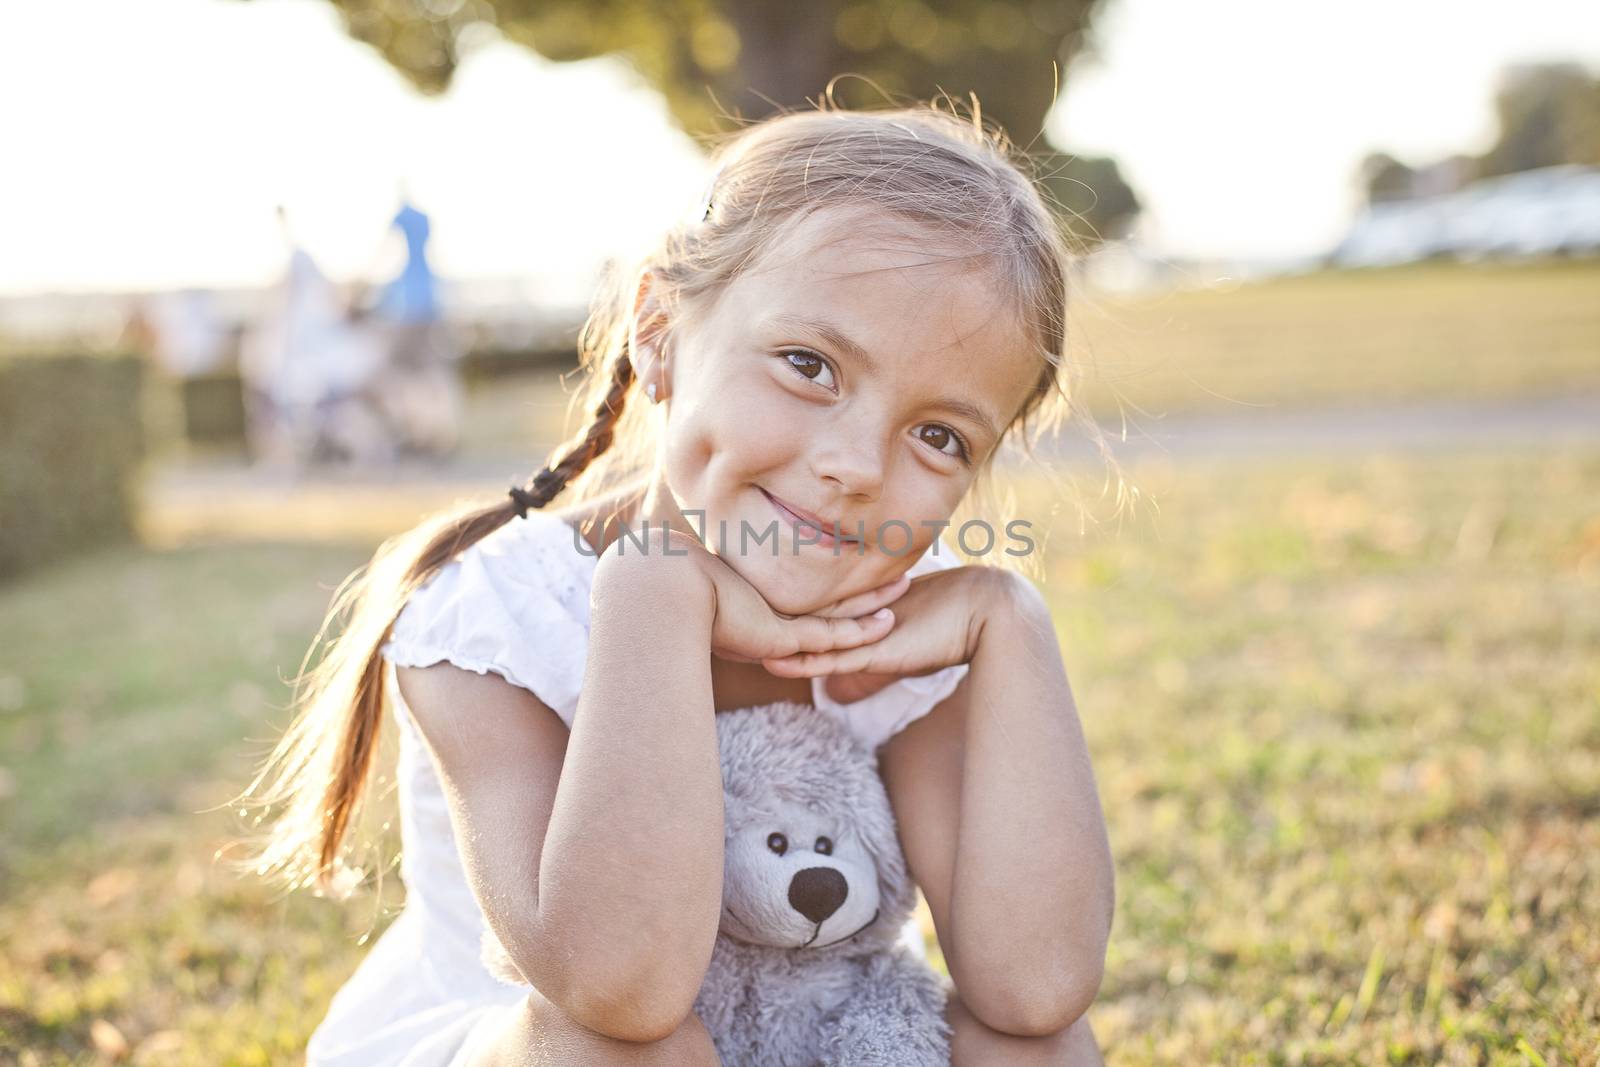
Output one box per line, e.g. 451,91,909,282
366,188,463,459
239,204,392,471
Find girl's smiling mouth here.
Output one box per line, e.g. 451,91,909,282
758,488,863,548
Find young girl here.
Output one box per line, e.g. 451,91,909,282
247,104,1115,1067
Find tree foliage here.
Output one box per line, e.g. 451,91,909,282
1357,152,1417,204
1478,61,1600,178
1357,62,1600,203
1036,150,1141,243
319,0,1105,151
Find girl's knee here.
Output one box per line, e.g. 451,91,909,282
470,991,721,1067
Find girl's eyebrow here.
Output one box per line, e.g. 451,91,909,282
768,312,1002,440
769,313,873,368
925,396,1001,442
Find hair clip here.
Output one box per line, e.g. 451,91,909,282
509,470,563,516
507,484,539,518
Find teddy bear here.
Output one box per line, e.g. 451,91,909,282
485,700,952,1066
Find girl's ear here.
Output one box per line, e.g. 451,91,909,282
629,270,672,402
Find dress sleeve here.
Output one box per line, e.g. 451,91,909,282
381,512,597,727
808,538,971,751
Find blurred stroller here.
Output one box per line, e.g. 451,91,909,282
238,231,393,470
239,202,461,471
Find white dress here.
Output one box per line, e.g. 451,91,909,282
305,508,969,1066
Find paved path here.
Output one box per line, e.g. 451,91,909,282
1037,391,1600,465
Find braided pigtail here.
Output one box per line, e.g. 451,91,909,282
508,343,636,516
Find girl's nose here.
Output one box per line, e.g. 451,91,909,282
811,428,888,501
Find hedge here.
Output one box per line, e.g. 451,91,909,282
0,353,146,580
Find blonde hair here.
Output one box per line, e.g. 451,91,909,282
241,100,1095,895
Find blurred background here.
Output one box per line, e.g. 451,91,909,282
1,0,1597,1063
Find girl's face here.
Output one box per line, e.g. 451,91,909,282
653,206,1043,615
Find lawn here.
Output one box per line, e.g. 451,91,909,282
1066,260,1600,420
2,445,1596,1065
1017,450,1600,1065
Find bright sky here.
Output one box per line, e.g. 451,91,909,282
0,0,708,302
3,0,1598,297
1051,0,1600,260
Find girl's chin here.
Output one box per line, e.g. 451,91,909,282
720,551,861,617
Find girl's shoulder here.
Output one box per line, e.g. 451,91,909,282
381,509,601,723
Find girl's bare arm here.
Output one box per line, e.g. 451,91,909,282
878,570,1114,1037
399,546,723,1043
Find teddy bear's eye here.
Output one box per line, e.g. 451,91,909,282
814,837,834,856
766,832,788,856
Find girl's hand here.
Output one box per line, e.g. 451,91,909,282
599,528,907,666
760,565,1026,683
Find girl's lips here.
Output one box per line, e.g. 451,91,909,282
758,488,861,548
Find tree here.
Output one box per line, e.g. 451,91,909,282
1357,151,1418,204
1350,62,1600,207
1035,150,1141,244
313,0,1107,150
1478,62,1600,178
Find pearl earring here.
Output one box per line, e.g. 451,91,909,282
646,381,658,403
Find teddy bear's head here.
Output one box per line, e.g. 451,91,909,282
715,701,917,958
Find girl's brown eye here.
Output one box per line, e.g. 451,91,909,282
914,424,970,463
782,350,836,389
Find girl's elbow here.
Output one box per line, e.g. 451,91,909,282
563,978,701,1044
556,947,710,1043
569,934,713,1043
499,937,701,1042
529,891,719,1041
963,954,1105,1038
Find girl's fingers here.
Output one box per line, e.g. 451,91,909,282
762,644,877,678
761,652,835,677
810,573,911,620
773,607,894,656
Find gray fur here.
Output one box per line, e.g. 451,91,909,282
485,700,951,1066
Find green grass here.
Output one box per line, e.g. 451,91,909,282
0,541,387,1064
0,543,371,861
1022,450,1600,1065
1069,261,1600,419
2,448,1597,1064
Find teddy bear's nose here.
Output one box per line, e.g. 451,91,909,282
788,866,848,924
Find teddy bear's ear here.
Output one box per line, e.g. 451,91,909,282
848,763,918,924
